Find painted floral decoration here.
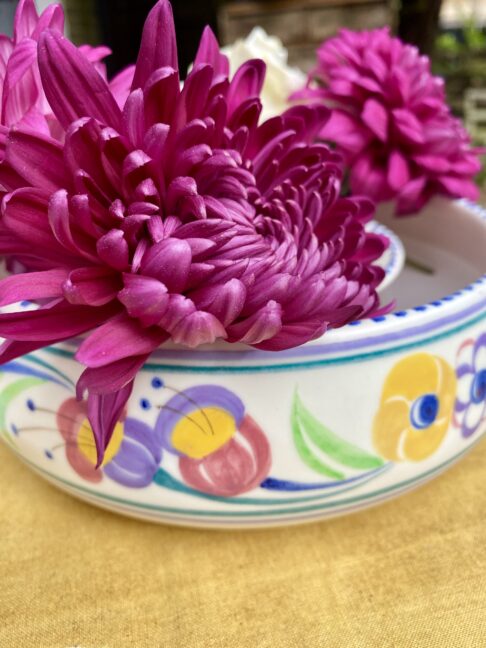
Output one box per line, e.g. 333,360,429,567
454,334,486,438
57,398,160,487
156,385,271,496
295,27,483,215
373,352,457,461
0,0,389,466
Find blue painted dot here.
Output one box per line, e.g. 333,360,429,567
140,398,151,410
443,295,454,301
151,377,164,389
414,305,427,311
394,311,407,317
372,316,386,322
430,301,442,307
410,393,439,429
471,370,486,405
348,320,361,326
45,450,53,460
11,423,18,436
465,285,474,291
26,399,35,411
20,300,31,308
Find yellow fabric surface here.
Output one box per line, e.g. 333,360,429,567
2,440,486,648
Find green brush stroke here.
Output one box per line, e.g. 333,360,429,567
291,393,345,479
293,391,384,472
0,377,44,441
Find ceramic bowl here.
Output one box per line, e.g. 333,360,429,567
1,197,485,528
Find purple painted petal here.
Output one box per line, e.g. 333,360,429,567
38,30,122,130
103,432,160,488
155,384,245,452
131,0,178,91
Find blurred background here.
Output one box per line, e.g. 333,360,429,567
1,0,485,146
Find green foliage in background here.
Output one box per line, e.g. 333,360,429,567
434,19,486,116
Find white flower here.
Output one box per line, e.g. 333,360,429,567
222,27,306,121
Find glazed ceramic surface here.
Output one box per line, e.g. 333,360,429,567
1,198,485,528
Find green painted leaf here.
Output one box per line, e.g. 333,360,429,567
291,394,345,479
293,391,384,470
0,377,44,434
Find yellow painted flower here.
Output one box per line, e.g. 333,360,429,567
372,353,457,461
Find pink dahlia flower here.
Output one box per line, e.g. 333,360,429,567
0,0,132,145
0,1,387,463
296,27,482,215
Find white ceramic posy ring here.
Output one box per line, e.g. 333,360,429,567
1,198,485,528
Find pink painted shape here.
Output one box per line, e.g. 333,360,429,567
179,414,271,496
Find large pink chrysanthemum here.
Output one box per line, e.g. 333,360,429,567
0,0,132,144
0,1,387,463
295,27,482,215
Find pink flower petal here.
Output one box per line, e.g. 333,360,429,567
6,128,67,191
362,98,388,142
131,0,178,91
0,301,118,341
387,150,410,191
140,238,192,292
0,268,68,306
76,312,165,367
14,0,38,43
118,274,169,327
38,30,122,130
87,381,134,467
63,267,120,306
194,26,229,78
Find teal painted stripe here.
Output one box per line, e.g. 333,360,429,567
151,464,391,505
43,309,486,373
7,434,484,518
24,354,75,387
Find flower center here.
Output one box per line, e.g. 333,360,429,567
410,394,439,429
171,407,236,459
471,369,486,405
77,419,124,467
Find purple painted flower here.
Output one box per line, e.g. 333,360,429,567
454,334,486,438
156,385,271,496
57,397,159,487
0,1,387,464
295,27,483,215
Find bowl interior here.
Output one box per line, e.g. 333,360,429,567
377,198,486,310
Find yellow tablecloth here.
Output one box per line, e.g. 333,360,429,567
2,439,486,648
